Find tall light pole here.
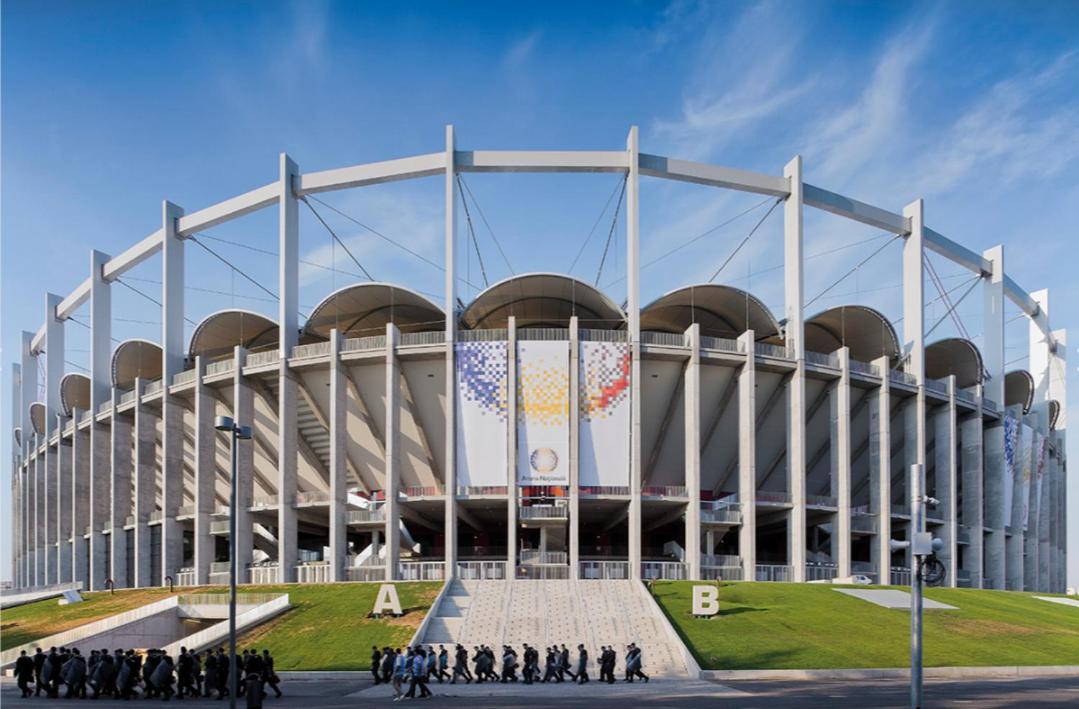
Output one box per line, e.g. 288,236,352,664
215,415,251,709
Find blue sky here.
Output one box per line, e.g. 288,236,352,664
2,0,1078,584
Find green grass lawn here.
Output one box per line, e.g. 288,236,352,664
651,581,1079,670
2,581,440,670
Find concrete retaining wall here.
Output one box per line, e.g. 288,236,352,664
701,665,1079,681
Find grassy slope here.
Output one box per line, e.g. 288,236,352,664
2,582,440,670
233,582,440,671
652,581,1079,670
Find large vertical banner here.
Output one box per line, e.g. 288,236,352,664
456,341,508,487
1033,431,1048,524
1018,424,1034,528
517,341,569,485
579,341,631,487
1003,415,1017,524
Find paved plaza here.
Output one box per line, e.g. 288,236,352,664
4,675,1079,708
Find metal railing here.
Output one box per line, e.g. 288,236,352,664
250,495,278,510
294,491,331,505
956,388,976,404
641,485,688,498
701,506,742,524
342,335,387,353
210,520,230,534
755,490,792,504
210,561,231,574
579,486,631,496
400,485,445,498
245,350,280,367
805,350,839,368
805,563,838,581
457,329,507,342
457,561,508,580
889,369,918,387
641,561,687,580
579,561,629,579
519,550,568,564
700,335,740,353
579,329,627,342
177,569,197,586
755,564,792,582
926,378,949,395
398,561,445,580
702,554,741,567
457,485,508,496
172,369,197,386
346,508,386,524
806,494,837,508
345,566,386,582
849,359,879,377
641,331,686,347
890,567,912,585
517,564,569,579
124,515,135,526
297,562,331,584
702,565,743,581
851,515,878,534
149,511,163,523
755,342,790,359
118,389,137,405
399,331,446,346
247,563,280,585
519,505,568,520
292,342,331,359
983,397,998,412
205,359,235,376
518,328,570,341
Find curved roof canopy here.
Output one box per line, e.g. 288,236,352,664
188,310,279,361
460,273,625,330
1004,370,1034,413
305,283,444,340
640,284,782,342
13,427,21,448
60,373,91,416
925,338,984,389
805,305,900,364
112,339,163,389
29,402,46,436
1049,400,1061,430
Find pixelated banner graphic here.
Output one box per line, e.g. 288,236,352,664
455,341,509,487
579,340,631,487
517,340,569,485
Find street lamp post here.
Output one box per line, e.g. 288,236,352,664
215,415,251,709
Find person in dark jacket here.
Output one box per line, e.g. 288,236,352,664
177,648,196,698
560,644,575,682
261,650,282,698
32,647,47,696
215,648,231,699
15,650,35,697
380,647,395,685
203,650,218,698
576,645,589,684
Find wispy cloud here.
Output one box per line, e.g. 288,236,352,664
503,30,542,69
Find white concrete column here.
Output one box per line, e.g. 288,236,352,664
1029,293,1060,592
233,346,254,576
160,200,186,585
935,378,958,587
57,413,72,583
277,154,300,582
684,324,701,580
443,126,459,579
11,362,22,586
110,389,133,588
833,348,852,579
1005,403,1025,590
44,293,64,585
328,329,347,582
71,416,90,588
626,126,642,581
33,436,42,586
737,330,757,577
88,250,111,590
384,324,401,580
20,333,36,586
960,399,984,588
134,380,158,587
784,156,807,582
193,357,215,585
566,317,578,578
869,356,891,583
508,317,520,574
981,245,1006,589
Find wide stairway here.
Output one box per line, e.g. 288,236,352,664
421,579,688,677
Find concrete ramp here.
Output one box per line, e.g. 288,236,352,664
834,588,958,610
1,582,83,610
1,593,288,669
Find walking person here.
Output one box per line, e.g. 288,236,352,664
560,644,575,682
391,648,407,701
380,647,395,685
576,645,589,684
436,645,450,683
405,647,432,699
203,650,218,698
15,650,35,697
451,644,471,684
371,646,383,685
625,643,649,683
262,650,282,698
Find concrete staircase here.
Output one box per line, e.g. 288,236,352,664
420,579,688,677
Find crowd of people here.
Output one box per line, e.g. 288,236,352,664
12,645,282,705
370,642,649,700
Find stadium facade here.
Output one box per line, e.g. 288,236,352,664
8,127,1068,594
